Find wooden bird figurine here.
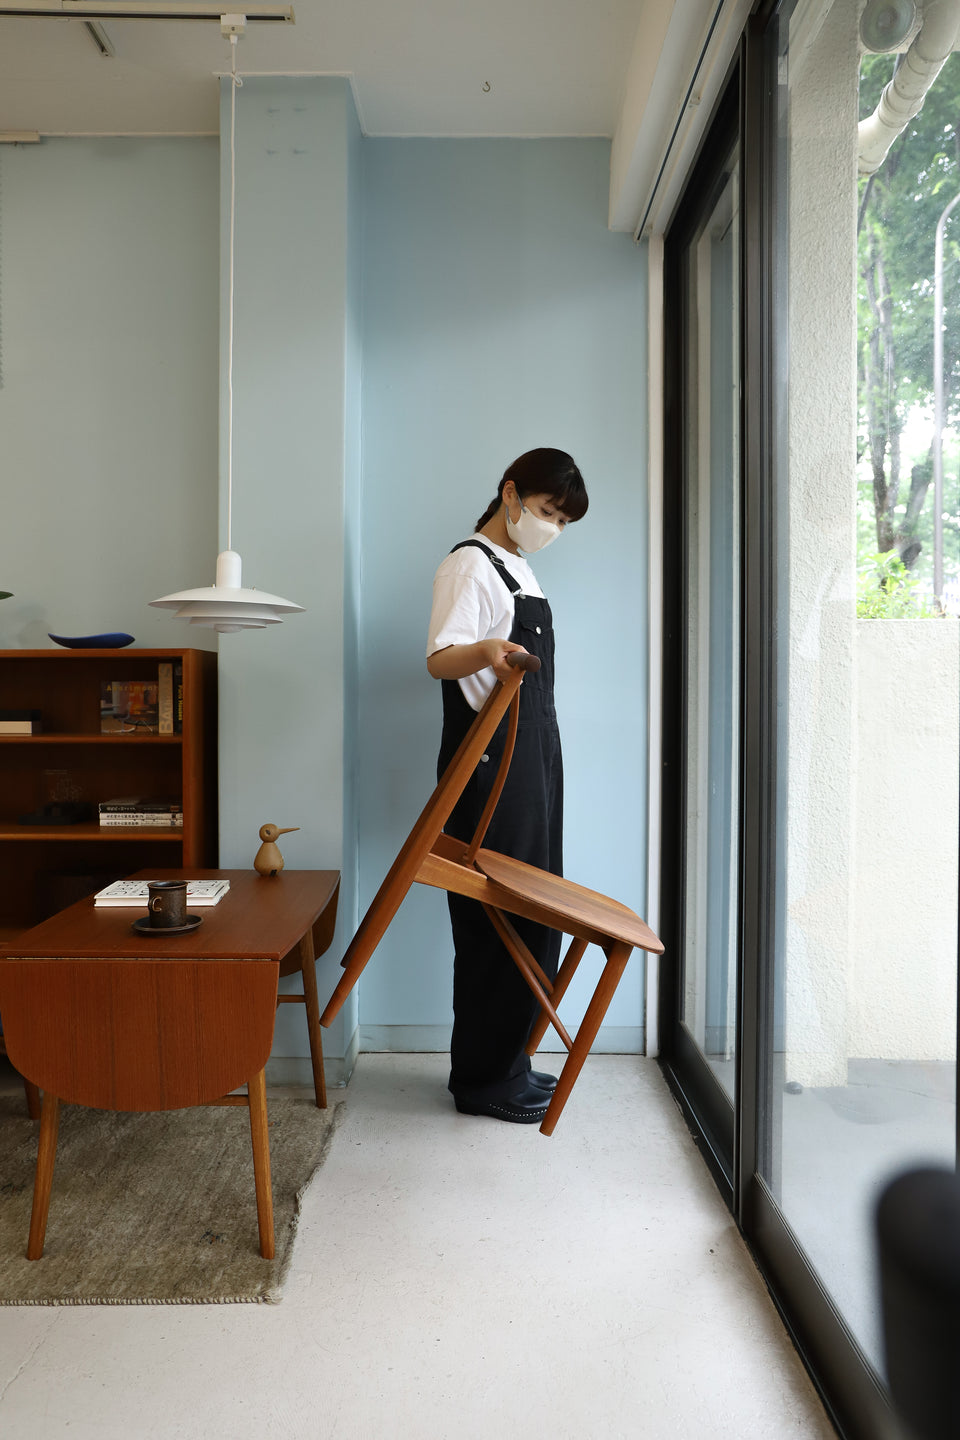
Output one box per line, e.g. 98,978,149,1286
254,823,299,876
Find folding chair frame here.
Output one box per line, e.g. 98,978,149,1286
321,657,663,1135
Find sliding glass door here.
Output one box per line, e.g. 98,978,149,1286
661,5,959,1436
662,79,742,1191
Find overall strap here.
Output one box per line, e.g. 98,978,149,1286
450,539,522,595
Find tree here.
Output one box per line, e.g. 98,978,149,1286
858,52,960,581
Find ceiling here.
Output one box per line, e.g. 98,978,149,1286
0,0,649,137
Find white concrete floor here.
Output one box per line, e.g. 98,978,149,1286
0,1053,837,1440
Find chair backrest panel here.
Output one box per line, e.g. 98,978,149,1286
337,665,526,976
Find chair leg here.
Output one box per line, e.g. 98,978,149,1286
298,932,327,1109
526,935,589,1056
23,1076,41,1121
247,1068,275,1260
27,1092,61,1260
541,941,633,1138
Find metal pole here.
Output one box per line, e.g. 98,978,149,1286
933,191,960,605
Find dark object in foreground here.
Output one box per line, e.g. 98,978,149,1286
876,1166,960,1440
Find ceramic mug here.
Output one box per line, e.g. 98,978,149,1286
147,879,188,928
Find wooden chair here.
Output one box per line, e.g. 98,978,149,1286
0,1032,41,1120
276,876,340,1108
320,656,664,1135
0,956,279,1260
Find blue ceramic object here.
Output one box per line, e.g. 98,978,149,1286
48,632,135,649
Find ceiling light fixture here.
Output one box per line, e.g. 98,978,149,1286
150,15,304,633
859,0,918,53
0,2,293,20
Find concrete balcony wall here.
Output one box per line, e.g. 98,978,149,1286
851,619,959,1061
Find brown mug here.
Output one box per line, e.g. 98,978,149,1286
147,879,188,928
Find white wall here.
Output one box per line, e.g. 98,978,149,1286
783,1,860,1087
851,620,959,1060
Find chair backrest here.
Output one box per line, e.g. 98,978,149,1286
338,656,539,975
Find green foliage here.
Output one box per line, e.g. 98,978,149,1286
857,52,960,582
858,53,960,422
856,551,943,618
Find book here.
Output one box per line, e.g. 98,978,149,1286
98,814,183,828
174,660,183,733
93,878,230,907
100,680,160,734
158,662,174,735
98,796,183,828
0,709,42,735
98,797,182,813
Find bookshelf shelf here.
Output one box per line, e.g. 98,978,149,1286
0,825,186,842
0,734,183,746
0,648,217,935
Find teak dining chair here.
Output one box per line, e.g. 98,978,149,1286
320,655,664,1135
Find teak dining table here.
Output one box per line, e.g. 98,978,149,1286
0,867,340,1261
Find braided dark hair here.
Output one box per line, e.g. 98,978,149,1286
474,448,588,531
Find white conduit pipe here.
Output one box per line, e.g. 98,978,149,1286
858,0,960,176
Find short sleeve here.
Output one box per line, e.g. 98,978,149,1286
427,572,494,656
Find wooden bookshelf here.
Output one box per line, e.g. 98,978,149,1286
0,648,217,936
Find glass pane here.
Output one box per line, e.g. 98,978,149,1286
681,155,741,1103
764,0,959,1372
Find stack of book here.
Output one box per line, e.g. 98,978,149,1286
0,709,41,735
93,878,230,907
98,797,184,828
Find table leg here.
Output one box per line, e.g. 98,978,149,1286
27,1092,61,1260
298,931,327,1109
247,1068,275,1260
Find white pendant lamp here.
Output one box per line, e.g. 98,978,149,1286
151,17,304,634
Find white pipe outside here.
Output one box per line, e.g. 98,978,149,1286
858,0,960,176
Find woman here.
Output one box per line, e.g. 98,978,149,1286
426,448,588,1122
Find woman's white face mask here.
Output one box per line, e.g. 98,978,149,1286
504,498,562,553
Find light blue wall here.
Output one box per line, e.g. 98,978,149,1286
357,139,650,1052
1,116,650,1066
0,139,218,651
214,78,360,1073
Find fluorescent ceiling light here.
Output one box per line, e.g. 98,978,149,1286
0,2,293,20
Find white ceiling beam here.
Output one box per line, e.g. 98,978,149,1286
0,2,293,20
608,0,752,235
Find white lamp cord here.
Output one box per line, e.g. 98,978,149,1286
226,35,242,555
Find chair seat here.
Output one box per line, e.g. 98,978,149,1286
474,850,664,954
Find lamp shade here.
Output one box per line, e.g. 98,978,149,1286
859,0,917,52
149,550,304,633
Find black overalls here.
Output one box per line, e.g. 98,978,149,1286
437,540,564,1104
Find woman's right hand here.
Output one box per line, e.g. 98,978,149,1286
427,638,530,682
480,638,529,681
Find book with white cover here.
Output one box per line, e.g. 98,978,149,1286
98,813,183,828
93,879,230,907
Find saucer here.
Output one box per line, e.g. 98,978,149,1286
131,914,203,936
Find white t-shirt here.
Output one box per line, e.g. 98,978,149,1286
427,538,545,711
